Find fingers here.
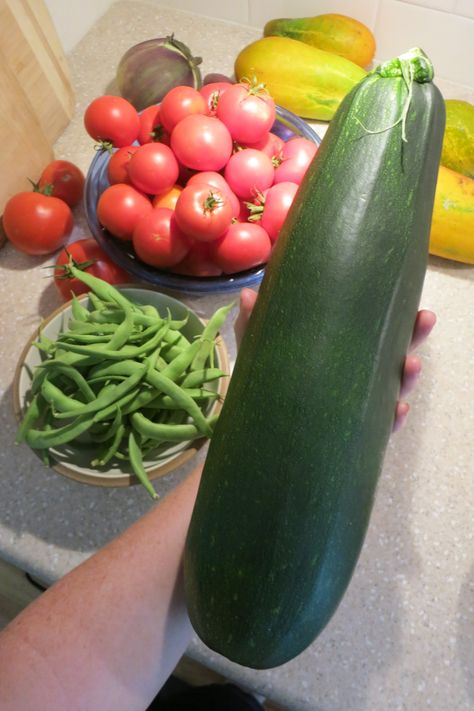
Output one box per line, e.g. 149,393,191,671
392,401,410,433
410,309,436,351
394,309,436,433
234,288,258,348
400,354,422,398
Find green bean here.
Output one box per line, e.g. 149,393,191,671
26,413,96,448
41,377,85,414
71,294,89,321
86,308,123,324
38,364,96,403
161,339,202,380
191,301,234,371
51,322,169,360
87,375,128,389
16,394,44,444
88,359,143,379
144,367,213,437
139,304,189,331
128,431,159,500
40,350,100,369
106,300,134,350
88,292,108,312
45,364,96,402
93,386,141,423
58,332,111,344
32,331,56,355
91,423,126,466
88,407,123,443
54,367,146,420
69,264,135,311
120,385,158,416
146,388,219,410
139,304,159,319
127,321,163,344
180,368,226,389
131,411,218,442
68,320,118,334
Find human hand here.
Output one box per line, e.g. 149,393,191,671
234,287,436,433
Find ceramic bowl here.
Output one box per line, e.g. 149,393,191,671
84,105,322,295
12,287,229,488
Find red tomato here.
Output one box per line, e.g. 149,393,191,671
174,184,233,242
171,114,233,171
84,95,140,147
127,143,179,195
216,83,276,144
160,86,207,133
187,172,240,217
224,148,274,200
38,160,85,208
274,137,318,184
133,208,189,268
245,132,284,161
97,184,152,241
3,192,73,255
137,104,170,145
210,222,272,274
152,184,183,210
54,238,130,300
107,146,139,185
254,182,299,242
199,82,233,115
173,241,223,277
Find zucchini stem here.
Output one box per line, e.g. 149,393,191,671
355,47,434,143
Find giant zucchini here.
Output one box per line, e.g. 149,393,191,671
184,49,445,669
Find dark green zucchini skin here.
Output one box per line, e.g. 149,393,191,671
184,59,445,669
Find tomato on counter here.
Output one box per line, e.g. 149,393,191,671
3,191,73,256
54,238,130,300
38,160,85,208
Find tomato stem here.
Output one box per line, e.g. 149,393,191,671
238,75,270,97
28,178,54,196
44,249,97,280
94,140,115,154
203,191,224,213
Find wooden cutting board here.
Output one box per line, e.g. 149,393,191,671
0,0,75,215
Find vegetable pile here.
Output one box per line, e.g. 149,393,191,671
84,81,318,277
17,267,231,499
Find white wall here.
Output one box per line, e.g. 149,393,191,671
44,0,474,89
152,0,474,89
44,0,114,54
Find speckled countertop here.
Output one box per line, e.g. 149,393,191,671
1,2,473,710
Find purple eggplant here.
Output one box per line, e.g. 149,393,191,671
116,35,202,111
203,72,234,85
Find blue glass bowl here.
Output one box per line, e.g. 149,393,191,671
84,105,321,295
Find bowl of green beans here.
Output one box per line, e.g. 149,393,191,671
13,272,231,498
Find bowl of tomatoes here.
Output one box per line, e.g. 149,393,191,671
83,84,321,295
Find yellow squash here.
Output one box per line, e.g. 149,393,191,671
430,165,474,264
263,13,376,68
440,99,474,179
234,36,366,121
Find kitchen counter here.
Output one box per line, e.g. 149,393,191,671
1,2,473,709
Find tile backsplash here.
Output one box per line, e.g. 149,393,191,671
46,0,474,96
152,0,474,91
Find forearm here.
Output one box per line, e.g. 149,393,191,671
0,465,202,711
